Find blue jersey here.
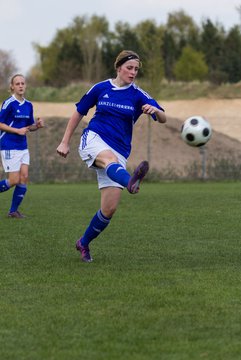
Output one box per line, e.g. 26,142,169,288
0,96,35,150
76,79,164,158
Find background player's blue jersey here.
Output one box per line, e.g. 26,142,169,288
0,96,35,150
76,79,164,159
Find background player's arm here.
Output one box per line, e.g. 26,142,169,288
0,122,29,135
28,117,45,131
57,111,83,158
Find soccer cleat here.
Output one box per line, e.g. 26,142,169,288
8,210,26,219
127,160,149,194
76,238,93,263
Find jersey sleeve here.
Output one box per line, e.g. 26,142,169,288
0,101,12,124
134,88,165,122
75,83,100,115
149,98,164,121
28,103,35,125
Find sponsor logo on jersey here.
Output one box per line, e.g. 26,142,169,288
15,115,30,118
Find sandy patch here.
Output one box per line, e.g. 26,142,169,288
33,99,241,142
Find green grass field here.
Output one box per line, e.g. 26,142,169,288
1,182,241,360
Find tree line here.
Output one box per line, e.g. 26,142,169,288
1,9,241,89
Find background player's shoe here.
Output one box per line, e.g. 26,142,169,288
127,160,149,194
76,238,93,262
8,211,26,219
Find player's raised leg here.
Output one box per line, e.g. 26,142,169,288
127,160,149,194
0,179,11,192
106,160,149,194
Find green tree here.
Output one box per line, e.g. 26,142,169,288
162,10,200,80
102,21,142,79
174,46,208,81
200,19,226,84
34,25,83,86
162,31,178,80
134,20,165,95
222,25,241,83
76,15,109,82
30,10,241,87
35,15,109,86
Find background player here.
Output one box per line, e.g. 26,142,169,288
0,74,44,218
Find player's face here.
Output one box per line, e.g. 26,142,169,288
11,76,26,99
118,60,140,84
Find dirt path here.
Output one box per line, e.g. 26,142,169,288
33,98,241,142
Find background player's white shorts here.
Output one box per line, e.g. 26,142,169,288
79,130,127,189
0,149,30,172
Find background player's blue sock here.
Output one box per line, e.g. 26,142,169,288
0,179,10,193
9,184,27,213
106,162,130,187
81,209,111,246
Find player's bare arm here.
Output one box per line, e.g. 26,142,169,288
28,117,45,132
57,111,83,158
0,123,29,135
142,104,166,123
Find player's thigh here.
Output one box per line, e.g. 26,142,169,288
100,187,122,217
95,150,118,168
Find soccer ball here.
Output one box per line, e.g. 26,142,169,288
181,116,212,147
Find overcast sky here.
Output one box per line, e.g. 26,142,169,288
0,0,240,74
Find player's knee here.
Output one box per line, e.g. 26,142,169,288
103,155,119,168
102,205,118,218
9,178,19,186
20,174,28,184
8,174,20,186
108,153,118,163
95,151,118,168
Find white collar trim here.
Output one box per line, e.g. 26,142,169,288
109,79,133,90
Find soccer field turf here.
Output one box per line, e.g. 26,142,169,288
1,182,241,360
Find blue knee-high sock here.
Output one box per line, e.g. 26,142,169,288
106,162,130,187
81,209,111,246
10,184,27,213
0,179,10,193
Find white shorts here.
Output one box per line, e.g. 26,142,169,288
0,149,30,172
78,130,127,189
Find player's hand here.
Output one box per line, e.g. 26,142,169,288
142,104,158,115
17,127,29,135
36,117,44,128
57,143,70,158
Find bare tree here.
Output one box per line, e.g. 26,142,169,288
0,50,17,89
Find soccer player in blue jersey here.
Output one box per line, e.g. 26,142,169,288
0,74,44,218
57,50,166,262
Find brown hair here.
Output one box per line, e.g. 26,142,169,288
114,50,142,69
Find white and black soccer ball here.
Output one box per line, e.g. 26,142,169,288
181,116,212,147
